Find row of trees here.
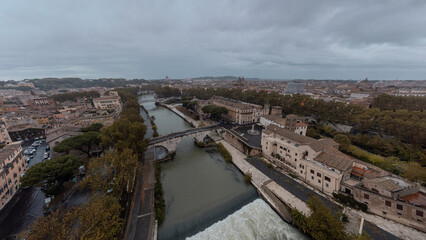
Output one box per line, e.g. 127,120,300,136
51,90,100,102
201,105,228,119
25,88,148,239
179,87,425,156
372,94,426,111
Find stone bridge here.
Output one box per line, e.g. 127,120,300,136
148,125,221,156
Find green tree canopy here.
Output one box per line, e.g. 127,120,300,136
81,123,103,132
53,131,101,157
202,105,229,119
99,118,148,158
333,134,351,150
20,155,82,195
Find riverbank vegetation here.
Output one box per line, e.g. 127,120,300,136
24,88,148,239
217,142,232,163
291,196,370,240
154,164,166,224
244,172,252,184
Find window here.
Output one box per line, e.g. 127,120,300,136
294,158,297,162
326,183,329,188
317,173,321,177
300,170,303,174
385,201,391,207
396,204,403,210
364,194,369,200
310,169,315,174
295,153,298,156
416,210,424,217
325,176,331,182
311,176,314,180
318,179,321,183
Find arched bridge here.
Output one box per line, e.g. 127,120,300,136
149,125,221,156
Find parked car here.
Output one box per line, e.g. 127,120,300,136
43,152,49,159
45,146,50,151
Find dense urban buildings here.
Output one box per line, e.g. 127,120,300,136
0,142,27,209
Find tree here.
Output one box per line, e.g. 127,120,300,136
99,118,148,158
53,131,101,157
20,155,82,196
25,194,123,240
333,134,351,150
403,162,426,184
81,123,103,132
202,105,228,119
81,148,138,198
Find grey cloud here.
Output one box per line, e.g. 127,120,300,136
0,0,425,80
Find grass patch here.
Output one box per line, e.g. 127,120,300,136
342,144,403,175
217,142,232,163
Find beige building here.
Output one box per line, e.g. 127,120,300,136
92,92,121,111
0,121,11,145
0,142,27,209
342,162,426,231
260,114,308,136
199,96,269,124
262,124,352,195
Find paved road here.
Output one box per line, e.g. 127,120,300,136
126,147,156,240
246,157,400,240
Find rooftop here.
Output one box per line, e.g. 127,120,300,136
399,192,426,208
264,124,315,144
211,96,263,110
0,142,22,164
313,147,354,172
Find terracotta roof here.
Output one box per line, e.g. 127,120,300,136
263,115,286,125
314,147,354,172
296,122,308,127
307,138,339,152
0,142,22,164
399,192,426,208
265,124,315,144
211,96,263,110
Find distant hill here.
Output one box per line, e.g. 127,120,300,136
25,78,147,90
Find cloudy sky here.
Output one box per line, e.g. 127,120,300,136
1,0,426,80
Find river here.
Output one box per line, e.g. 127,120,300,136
139,95,307,240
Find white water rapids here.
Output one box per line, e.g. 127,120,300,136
186,198,308,240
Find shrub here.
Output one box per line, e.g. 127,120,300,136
333,193,368,212
217,142,232,163
244,172,252,184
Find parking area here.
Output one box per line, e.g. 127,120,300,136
22,139,50,167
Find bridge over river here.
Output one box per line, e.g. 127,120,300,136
148,125,221,156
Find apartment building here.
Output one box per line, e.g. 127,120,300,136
198,96,269,124
260,114,308,136
261,124,352,194
92,92,121,110
0,142,27,209
27,97,56,112
342,162,426,231
0,121,11,145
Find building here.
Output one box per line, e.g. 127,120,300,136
200,96,269,125
261,124,351,195
92,92,121,110
260,114,308,136
27,97,56,112
0,142,27,209
0,121,11,145
342,162,426,231
285,83,305,94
